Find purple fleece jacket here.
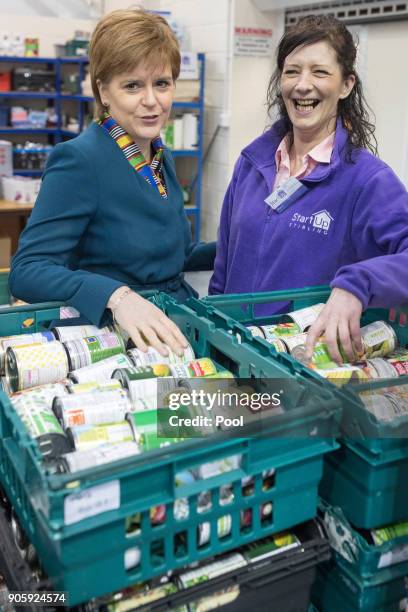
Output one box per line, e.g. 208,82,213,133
209,118,408,311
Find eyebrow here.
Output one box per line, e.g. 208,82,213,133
284,63,331,69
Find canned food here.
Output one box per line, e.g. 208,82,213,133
370,521,408,545
53,388,133,428
6,341,69,392
386,352,408,377
127,343,195,367
69,380,122,394
69,353,133,384
11,395,72,458
126,411,182,451
243,532,300,562
50,441,140,474
64,332,125,370
361,321,397,358
282,303,325,331
198,514,232,545
281,333,308,355
10,381,70,408
112,364,172,383
261,322,301,339
67,421,135,452
0,331,55,374
365,358,399,379
52,324,111,342
115,369,178,411
314,365,369,386
246,325,264,337
359,392,403,422
178,553,246,588
170,358,217,378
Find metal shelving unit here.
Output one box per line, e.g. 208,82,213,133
0,53,205,239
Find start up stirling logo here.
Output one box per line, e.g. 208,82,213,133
289,209,334,236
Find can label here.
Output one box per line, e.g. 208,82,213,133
6,342,69,391
246,325,264,337
53,325,111,342
261,322,301,339
63,441,140,473
371,521,408,545
70,421,135,451
170,358,217,378
56,389,132,428
284,303,325,331
126,377,177,411
281,333,308,354
314,365,368,385
361,321,397,358
12,396,65,438
127,343,195,367
0,331,55,373
70,354,132,384
64,332,125,370
10,381,69,408
178,553,246,588
69,380,122,394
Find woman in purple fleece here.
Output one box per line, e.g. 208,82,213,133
209,15,408,363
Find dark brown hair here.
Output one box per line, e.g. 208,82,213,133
89,8,180,116
267,15,377,158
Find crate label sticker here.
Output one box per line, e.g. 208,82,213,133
64,480,120,525
378,543,408,569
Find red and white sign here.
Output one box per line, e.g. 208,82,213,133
234,26,273,57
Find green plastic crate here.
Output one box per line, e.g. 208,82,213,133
313,560,406,612
0,268,10,305
322,502,408,579
0,297,340,606
195,285,408,451
320,439,408,529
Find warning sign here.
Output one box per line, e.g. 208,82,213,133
234,26,273,57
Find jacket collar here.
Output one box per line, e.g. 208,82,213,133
241,117,350,190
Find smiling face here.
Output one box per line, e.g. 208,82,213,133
98,62,174,159
280,40,355,142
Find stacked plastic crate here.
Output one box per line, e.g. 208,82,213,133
0,294,338,609
193,285,408,612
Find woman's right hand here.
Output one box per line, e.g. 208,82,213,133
108,288,189,357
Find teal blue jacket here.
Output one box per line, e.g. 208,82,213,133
9,122,214,325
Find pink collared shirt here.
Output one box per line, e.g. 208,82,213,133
274,132,335,189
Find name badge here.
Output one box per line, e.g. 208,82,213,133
265,177,308,214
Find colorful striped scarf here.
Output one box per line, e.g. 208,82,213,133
98,112,167,199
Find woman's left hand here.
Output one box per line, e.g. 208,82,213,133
304,287,364,364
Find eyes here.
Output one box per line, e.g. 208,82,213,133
283,69,329,77
124,79,173,91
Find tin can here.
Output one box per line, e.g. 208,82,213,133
69,353,133,384
261,322,301,339
112,364,172,383
0,331,55,374
64,332,125,371
386,352,408,377
365,358,399,379
265,338,288,353
67,420,135,452
52,324,111,342
11,395,72,458
244,532,300,562
126,411,182,451
127,343,195,367
314,365,369,386
177,373,236,394
53,388,133,429
370,521,408,546
178,553,246,588
361,321,397,358
69,380,122,394
6,341,69,392
116,370,178,411
10,381,70,409
198,514,232,546
124,547,141,571
246,325,265,337
281,333,308,355
359,392,406,421
51,441,140,474
282,303,325,331
170,358,217,378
